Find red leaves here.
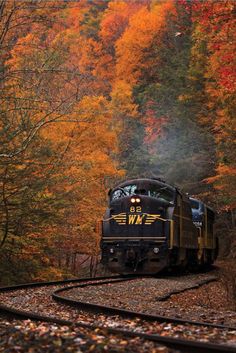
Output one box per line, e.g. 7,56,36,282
144,113,168,146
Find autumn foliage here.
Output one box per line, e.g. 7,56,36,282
0,0,235,283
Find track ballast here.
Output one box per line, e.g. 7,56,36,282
0,275,235,353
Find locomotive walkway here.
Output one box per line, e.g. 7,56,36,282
0,274,235,353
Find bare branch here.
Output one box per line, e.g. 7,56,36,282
0,92,92,158
0,166,9,247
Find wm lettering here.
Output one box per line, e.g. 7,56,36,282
128,214,144,225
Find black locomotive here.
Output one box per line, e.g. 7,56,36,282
100,178,218,274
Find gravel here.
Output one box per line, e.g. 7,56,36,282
0,318,172,353
59,272,236,326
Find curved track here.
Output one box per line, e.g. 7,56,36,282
0,276,235,353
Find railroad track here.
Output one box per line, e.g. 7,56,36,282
0,275,235,353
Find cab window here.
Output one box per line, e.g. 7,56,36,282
190,199,200,210
111,184,137,200
111,183,174,203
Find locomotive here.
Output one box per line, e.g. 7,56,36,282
100,178,218,274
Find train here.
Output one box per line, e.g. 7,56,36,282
99,178,218,274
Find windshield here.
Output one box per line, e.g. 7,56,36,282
190,199,200,210
190,199,205,213
111,183,174,202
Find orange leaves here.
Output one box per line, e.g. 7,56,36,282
116,6,155,84
59,95,122,189
0,1,127,264
116,1,176,84
100,1,129,43
217,164,236,177
206,165,236,183
60,93,124,247
205,164,236,210
100,1,141,45
71,96,121,174
6,33,38,69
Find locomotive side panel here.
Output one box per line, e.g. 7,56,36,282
190,197,217,265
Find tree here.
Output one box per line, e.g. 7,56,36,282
191,0,236,213
0,1,122,281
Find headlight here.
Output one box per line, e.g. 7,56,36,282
110,248,114,254
131,197,141,203
153,247,159,254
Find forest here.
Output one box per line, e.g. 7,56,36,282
0,0,235,284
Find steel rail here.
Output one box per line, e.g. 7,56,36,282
0,274,125,292
53,281,236,331
0,295,234,353
0,276,137,322
51,283,236,353
0,277,235,353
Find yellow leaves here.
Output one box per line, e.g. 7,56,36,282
42,121,74,144
34,267,64,281
41,190,54,199
111,80,138,118
76,96,109,121
178,94,191,102
42,94,124,246
69,96,119,158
